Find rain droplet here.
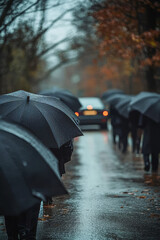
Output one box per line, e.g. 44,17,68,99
23,161,28,167
32,190,46,201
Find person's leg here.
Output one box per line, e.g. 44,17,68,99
18,202,41,240
118,134,122,150
27,203,40,239
131,131,136,153
122,134,128,153
151,153,159,171
132,137,136,153
136,136,141,154
17,210,29,239
143,153,150,171
4,216,18,240
112,129,116,144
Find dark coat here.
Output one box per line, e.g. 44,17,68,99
129,111,140,140
110,106,124,135
119,115,129,136
139,115,160,154
50,140,73,176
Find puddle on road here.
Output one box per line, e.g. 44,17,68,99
36,130,160,240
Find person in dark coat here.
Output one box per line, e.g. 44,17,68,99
50,140,73,176
44,140,73,205
109,106,122,145
110,105,130,152
138,114,160,171
118,115,130,153
129,111,141,154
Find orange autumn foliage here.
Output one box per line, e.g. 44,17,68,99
92,0,160,68
78,56,144,96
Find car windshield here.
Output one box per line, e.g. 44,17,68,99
79,97,104,110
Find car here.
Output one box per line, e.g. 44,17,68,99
75,97,109,129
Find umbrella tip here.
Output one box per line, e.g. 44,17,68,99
27,96,30,103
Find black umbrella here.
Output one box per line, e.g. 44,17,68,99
40,89,82,112
103,93,127,106
101,89,124,100
129,92,160,123
0,90,83,148
114,96,133,118
0,118,67,216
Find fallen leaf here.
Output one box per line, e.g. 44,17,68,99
137,196,146,199
148,198,154,201
150,213,160,218
43,204,56,209
141,189,150,193
62,208,69,213
43,215,50,218
145,181,152,184
154,190,159,193
38,217,47,221
122,192,134,195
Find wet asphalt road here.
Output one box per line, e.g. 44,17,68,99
0,126,160,239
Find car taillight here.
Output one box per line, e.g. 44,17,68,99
102,111,109,117
75,112,79,117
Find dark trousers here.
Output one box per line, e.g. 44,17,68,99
119,133,128,153
4,215,18,240
4,203,40,240
152,153,159,171
112,130,116,144
143,153,159,171
136,136,141,154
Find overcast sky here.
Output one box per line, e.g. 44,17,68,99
45,1,78,45
36,0,79,67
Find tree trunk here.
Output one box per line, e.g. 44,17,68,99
143,0,158,92
145,66,157,91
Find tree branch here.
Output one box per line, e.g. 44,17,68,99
32,8,74,43
0,0,41,33
0,0,14,27
38,37,70,58
39,57,77,81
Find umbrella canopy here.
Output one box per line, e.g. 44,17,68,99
40,89,82,112
129,92,160,123
0,90,83,148
114,96,133,118
0,118,67,216
103,93,127,106
101,89,124,100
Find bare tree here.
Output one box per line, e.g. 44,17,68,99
0,0,77,93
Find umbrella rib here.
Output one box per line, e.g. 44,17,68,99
142,98,160,122
31,103,62,147
33,97,80,124
0,101,24,120
32,100,77,124
132,97,160,113
34,102,82,146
